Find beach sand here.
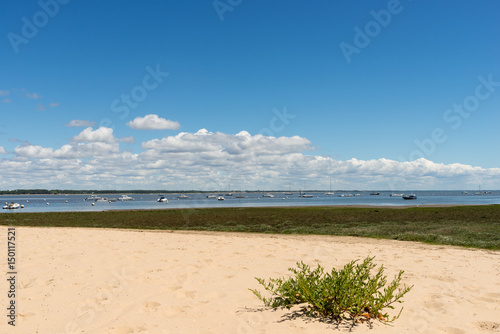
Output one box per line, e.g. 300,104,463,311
1,226,499,333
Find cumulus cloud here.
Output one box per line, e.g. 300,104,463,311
141,129,312,156
0,146,8,154
65,120,97,127
5,128,500,190
127,114,180,130
14,145,54,158
71,127,116,143
14,142,119,159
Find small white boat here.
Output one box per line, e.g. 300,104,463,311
177,194,190,199
263,193,274,198
119,195,134,201
207,195,217,199
301,194,314,198
225,193,233,196
84,194,101,201
3,202,20,209
157,196,168,203
84,194,108,202
390,193,404,197
325,179,334,196
217,196,225,201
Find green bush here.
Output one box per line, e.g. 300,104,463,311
250,256,412,323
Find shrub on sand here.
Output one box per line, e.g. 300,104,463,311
250,256,412,324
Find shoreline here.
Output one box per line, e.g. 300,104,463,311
2,204,499,250
2,202,497,215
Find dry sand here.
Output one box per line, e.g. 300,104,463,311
1,226,499,334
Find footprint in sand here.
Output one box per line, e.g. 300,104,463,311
161,305,192,318
103,326,135,334
174,289,196,298
164,285,183,292
485,292,500,299
439,327,467,334
142,301,161,312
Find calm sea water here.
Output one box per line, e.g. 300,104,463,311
1,191,499,213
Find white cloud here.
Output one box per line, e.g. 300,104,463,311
2,99,12,103
141,129,312,156
14,145,54,158
0,90,9,96
127,114,180,130
71,127,116,143
0,146,8,154
14,142,119,159
5,128,500,190
26,92,42,99
49,102,59,107
65,120,97,127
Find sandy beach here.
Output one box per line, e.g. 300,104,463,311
1,226,499,334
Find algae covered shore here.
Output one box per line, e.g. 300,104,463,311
1,205,499,250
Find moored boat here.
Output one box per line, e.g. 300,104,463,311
402,194,417,200
119,195,134,201
84,194,101,201
3,202,21,209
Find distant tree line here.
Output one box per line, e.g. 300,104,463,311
0,189,331,195
0,189,200,195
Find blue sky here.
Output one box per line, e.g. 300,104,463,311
1,0,500,190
